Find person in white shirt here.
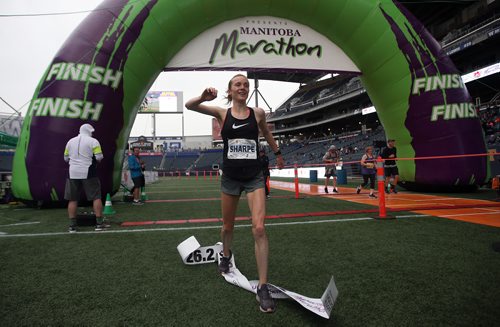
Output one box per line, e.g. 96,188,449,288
64,123,104,232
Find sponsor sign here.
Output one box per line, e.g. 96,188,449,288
167,16,360,74
461,62,500,83
130,136,154,151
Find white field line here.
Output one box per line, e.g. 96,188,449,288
440,211,500,218
388,203,455,207
140,189,220,194
0,214,429,238
385,197,447,202
146,187,220,191
477,208,500,212
403,197,495,203
0,221,40,227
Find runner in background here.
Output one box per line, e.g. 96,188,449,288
381,139,399,194
323,145,340,193
356,146,377,198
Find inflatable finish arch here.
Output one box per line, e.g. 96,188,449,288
12,0,489,202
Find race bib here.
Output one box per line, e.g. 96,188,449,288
228,139,257,159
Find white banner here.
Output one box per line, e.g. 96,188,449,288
121,170,158,190
167,16,360,74
177,236,338,319
461,62,500,83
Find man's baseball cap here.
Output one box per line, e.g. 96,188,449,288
329,145,336,150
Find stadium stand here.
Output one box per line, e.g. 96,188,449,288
265,1,500,179
159,151,199,172
193,149,223,171
140,155,163,170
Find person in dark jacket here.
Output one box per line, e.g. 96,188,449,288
381,139,399,194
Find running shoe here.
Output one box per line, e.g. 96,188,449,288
392,187,398,194
356,186,361,194
324,187,328,194
218,250,232,274
332,188,339,193
132,200,144,206
95,223,110,231
369,193,377,199
68,226,77,233
256,284,276,313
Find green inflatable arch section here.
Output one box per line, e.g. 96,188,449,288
13,0,487,202
125,0,415,177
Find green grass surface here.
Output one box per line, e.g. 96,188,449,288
1,177,499,326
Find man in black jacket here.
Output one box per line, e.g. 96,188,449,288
381,139,399,194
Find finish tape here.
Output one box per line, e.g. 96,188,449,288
177,236,338,319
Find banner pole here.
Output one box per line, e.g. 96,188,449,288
374,156,393,219
294,164,299,199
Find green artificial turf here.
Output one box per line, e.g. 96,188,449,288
1,177,499,326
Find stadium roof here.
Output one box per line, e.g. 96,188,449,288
247,71,327,84
247,1,489,84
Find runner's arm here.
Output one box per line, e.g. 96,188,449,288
185,87,225,123
255,107,284,169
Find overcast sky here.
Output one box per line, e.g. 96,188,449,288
0,0,300,137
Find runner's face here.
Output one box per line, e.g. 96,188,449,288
229,76,249,102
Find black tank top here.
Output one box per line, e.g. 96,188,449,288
221,107,261,180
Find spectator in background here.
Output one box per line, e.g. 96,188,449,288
381,139,399,194
259,148,271,199
323,145,340,193
64,123,105,232
356,146,377,198
128,146,145,205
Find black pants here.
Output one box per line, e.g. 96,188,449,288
360,174,375,189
